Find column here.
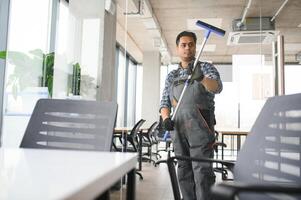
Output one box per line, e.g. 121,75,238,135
141,51,161,127
97,0,117,101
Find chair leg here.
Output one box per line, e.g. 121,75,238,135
136,171,143,180
154,146,176,166
112,141,118,151
152,152,162,159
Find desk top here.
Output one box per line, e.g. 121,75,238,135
0,148,137,200
216,129,249,135
114,127,149,133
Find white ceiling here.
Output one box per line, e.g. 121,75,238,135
116,0,301,64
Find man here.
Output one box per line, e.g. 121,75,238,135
160,31,222,200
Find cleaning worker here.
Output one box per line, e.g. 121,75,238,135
160,31,223,200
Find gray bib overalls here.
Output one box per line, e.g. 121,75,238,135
170,71,216,200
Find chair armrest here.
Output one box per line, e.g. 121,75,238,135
211,182,301,200
166,156,235,200
168,155,235,171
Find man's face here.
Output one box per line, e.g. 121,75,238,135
176,36,196,63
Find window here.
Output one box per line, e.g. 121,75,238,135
126,60,137,126
2,0,53,147
285,64,301,95
115,46,139,127
160,64,177,99
159,57,273,131
54,1,101,99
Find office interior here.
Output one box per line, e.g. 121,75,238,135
0,0,301,199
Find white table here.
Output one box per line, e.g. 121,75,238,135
0,148,137,200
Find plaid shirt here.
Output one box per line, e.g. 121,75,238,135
160,61,223,112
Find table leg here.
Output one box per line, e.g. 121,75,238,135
237,134,241,151
221,134,224,160
127,169,136,200
138,132,142,171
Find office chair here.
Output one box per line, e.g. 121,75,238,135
167,93,301,200
113,119,146,180
150,116,174,166
113,119,146,152
20,99,117,151
212,130,228,180
141,121,159,164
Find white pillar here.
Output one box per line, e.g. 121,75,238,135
97,0,117,101
141,51,161,127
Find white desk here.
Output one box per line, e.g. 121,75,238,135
0,148,137,200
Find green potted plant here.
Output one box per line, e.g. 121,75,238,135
0,49,54,98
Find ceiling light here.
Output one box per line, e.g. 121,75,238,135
298,23,301,28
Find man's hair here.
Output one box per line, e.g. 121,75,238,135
176,31,197,46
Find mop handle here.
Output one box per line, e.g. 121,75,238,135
171,21,225,121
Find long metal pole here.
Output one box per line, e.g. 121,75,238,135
277,35,285,95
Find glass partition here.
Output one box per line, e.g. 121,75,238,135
53,0,103,100
2,0,53,147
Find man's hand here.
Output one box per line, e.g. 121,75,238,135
162,117,175,131
201,77,219,93
188,64,204,82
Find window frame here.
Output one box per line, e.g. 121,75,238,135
0,0,10,146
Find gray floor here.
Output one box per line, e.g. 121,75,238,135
111,151,174,200
111,141,237,200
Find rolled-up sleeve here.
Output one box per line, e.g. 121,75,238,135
201,62,223,94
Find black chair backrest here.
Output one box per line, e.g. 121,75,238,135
20,99,117,151
130,119,146,138
145,121,159,143
234,93,301,199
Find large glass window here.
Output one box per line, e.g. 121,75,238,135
285,64,301,95
115,46,139,127
126,60,137,126
160,64,178,100
54,0,101,100
2,0,53,147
